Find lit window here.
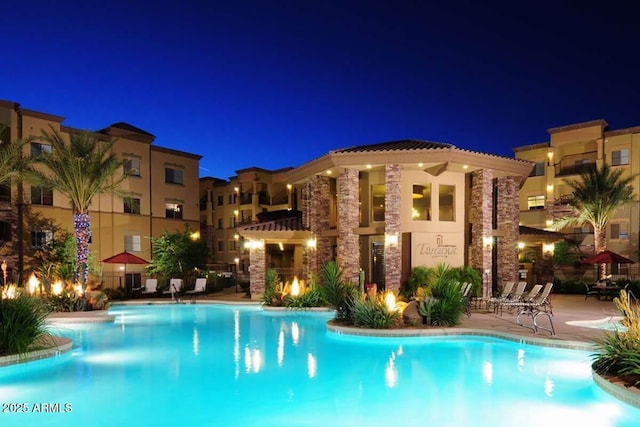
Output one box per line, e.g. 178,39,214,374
372,184,386,222
165,168,183,185
527,195,545,210
439,184,455,221
612,149,629,166
124,158,141,176
165,202,183,219
124,235,141,252
412,183,431,221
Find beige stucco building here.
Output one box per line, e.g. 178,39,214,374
202,140,533,299
514,119,640,279
0,99,201,288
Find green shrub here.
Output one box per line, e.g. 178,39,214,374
261,269,285,306
286,282,323,308
408,266,432,297
0,293,52,356
417,266,465,327
592,291,640,386
350,294,400,329
46,291,87,312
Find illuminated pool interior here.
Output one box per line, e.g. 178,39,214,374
1,304,639,427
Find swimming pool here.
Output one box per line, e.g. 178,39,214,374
1,304,639,427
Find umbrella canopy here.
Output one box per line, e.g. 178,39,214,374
102,251,148,265
582,250,635,265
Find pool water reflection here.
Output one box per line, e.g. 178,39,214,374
1,304,639,427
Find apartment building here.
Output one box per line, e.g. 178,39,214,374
0,100,201,287
514,119,640,278
201,140,533,299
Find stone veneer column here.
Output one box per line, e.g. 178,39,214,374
470,169,494,300
301,175,332,276
249,241,266,300
496,177,519,287
384,164,401,291
337,168,360,285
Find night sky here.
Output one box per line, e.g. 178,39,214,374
2,1,638,180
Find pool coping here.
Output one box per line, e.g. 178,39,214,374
0,336,73,367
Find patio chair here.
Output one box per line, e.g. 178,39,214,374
584,282,600,300
141,278,158,296
514,282,555,335
496,281,527,315
486,281,514,313
163,278,183,300
186,277,207,298
461,282,473,317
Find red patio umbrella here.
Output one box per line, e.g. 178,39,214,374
582,250,635,265
102,251,149,290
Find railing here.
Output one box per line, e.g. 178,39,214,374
554,151,597,176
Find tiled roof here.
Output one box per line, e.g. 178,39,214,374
240,216,308,232
333,139,453,153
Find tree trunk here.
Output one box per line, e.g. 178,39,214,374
74,212,91,286
593,226,606,280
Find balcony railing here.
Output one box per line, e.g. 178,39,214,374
554,151,597,176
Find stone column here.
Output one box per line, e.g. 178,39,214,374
301,175,332,275
249,240,266,300
496,177,519,287
384,164,401,291
470,169,494,300
337,168,360,285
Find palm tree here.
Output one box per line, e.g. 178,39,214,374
553,163,636,279
28,127,131,285
0,123,30,185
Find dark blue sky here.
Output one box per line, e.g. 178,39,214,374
2,1,639,180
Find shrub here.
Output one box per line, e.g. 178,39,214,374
417,266,465,327
286,282,323,309
407,266,432,297
261,269,285,306
0,293,52,356
350,294,400,329
592,291,640,386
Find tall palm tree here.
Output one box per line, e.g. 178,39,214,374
28,127,131,285
553,163,636,279
0,123,30,186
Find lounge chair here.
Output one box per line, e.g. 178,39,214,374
486,281,514,313
163,278,183,299
496,281,527,315
513,282,555,335
461,282,473,317
186,277,207,298
141,278,158,296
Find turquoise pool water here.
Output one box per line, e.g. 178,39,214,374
1,304,639,427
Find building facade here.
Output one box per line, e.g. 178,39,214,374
0,99,201,287
514,119,640,279
202,140,533,299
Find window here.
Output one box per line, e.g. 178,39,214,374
611,223,628,240
529,162,545,177
0,184,10,202
30,142,52,157
412,183,431,221
31,186,53,205
124,158,141,176
31,230,52,249
217,240,224,251
124,197,141,214
217,195,223,206
371,184,386,222
0,221,11,244
228,240,236,251
228,193,237,204
612,149,629,166
527,195,545,210
124,235,142,252
217,218,223,229
165,202,183,219
165,167,183,185
438,184,455,221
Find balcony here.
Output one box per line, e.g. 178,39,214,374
553,151,597,177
